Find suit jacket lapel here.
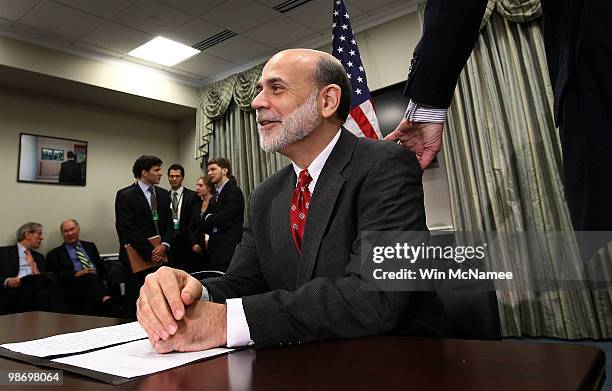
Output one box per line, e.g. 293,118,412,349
9,245,19,276
296,129,356,286
60,245,74,270
271,166,300,288
133,183,150,211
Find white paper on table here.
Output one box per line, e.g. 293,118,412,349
1,321,147,357
52,339,234,378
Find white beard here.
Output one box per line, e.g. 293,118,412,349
256,90,322,153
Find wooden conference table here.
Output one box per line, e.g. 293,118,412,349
0,312,605,390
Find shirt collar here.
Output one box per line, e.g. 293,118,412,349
64,241,81,250
216,178,229,194
171,186,184,196
16,242,26,256
292,129,341,188
137,180,152,193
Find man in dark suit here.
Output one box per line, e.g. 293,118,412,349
200,157,244,272
58,151,83,185
136,49,446,352
166,164,199,271
385,0,612,232
115,155,173,318
46,219,117,316
0,222,65,314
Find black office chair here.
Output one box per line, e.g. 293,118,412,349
431,230,502,340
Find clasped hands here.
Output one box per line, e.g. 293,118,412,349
151,244,167,264
136,266,227,353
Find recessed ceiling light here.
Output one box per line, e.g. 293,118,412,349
128,36,200,66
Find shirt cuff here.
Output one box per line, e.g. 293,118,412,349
405,100,447,123
226,298,254,347
200,285,210,301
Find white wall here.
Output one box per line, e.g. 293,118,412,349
176,117,203,191
0,89,183,254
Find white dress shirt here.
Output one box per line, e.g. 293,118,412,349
170,186,185,222
202,129,342,347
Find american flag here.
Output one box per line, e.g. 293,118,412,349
332,0,381,139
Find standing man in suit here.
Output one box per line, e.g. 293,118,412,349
200,157,244,272
385,0,612,233
58,151,83,185
46,219,116,316
136,49,446,352
115,155,173,318
167,164,199,271
0,222,65,314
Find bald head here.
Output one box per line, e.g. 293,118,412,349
60,219,80,245
256,49,351,121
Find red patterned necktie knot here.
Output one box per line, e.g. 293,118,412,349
290,169,312,254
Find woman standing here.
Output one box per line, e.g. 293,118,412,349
188,176,215,272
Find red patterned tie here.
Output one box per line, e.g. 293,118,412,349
290,169,312,254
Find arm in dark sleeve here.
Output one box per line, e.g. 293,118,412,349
243,145,427,347
45,249,74,285
404,0,488,107
201,186,244,232
203,194,269,300
115,191,153,260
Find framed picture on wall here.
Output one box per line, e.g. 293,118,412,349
17,133,88,186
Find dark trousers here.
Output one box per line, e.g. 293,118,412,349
124,266,160,319
4,274,66,314
64,273,108,316
559,23,612,233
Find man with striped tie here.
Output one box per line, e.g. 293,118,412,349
46,219,116,316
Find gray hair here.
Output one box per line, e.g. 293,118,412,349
16,222,43,242
60,219,79,232
313,56,351,122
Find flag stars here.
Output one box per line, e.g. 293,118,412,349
339,35,346,41
358,66,364,72
341,24,348,30
333,22,337,28
334,10,339,16
349,50,355,56
355,88,362,95
337,47,344,53
347,74,352,79
357,76,363,83
345,13,349,18
347,61,353,67
351,39,356,44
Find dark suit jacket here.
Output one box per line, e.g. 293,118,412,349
115,183,173,266
59,159,83,184
403,0,599,127
203,129,446,347
0,245,46,292
0,245,47,312
46,241,107,286
199,180,244,267
173,187,199,241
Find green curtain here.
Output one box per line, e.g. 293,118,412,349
433,0,612,338
196,63,290,200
